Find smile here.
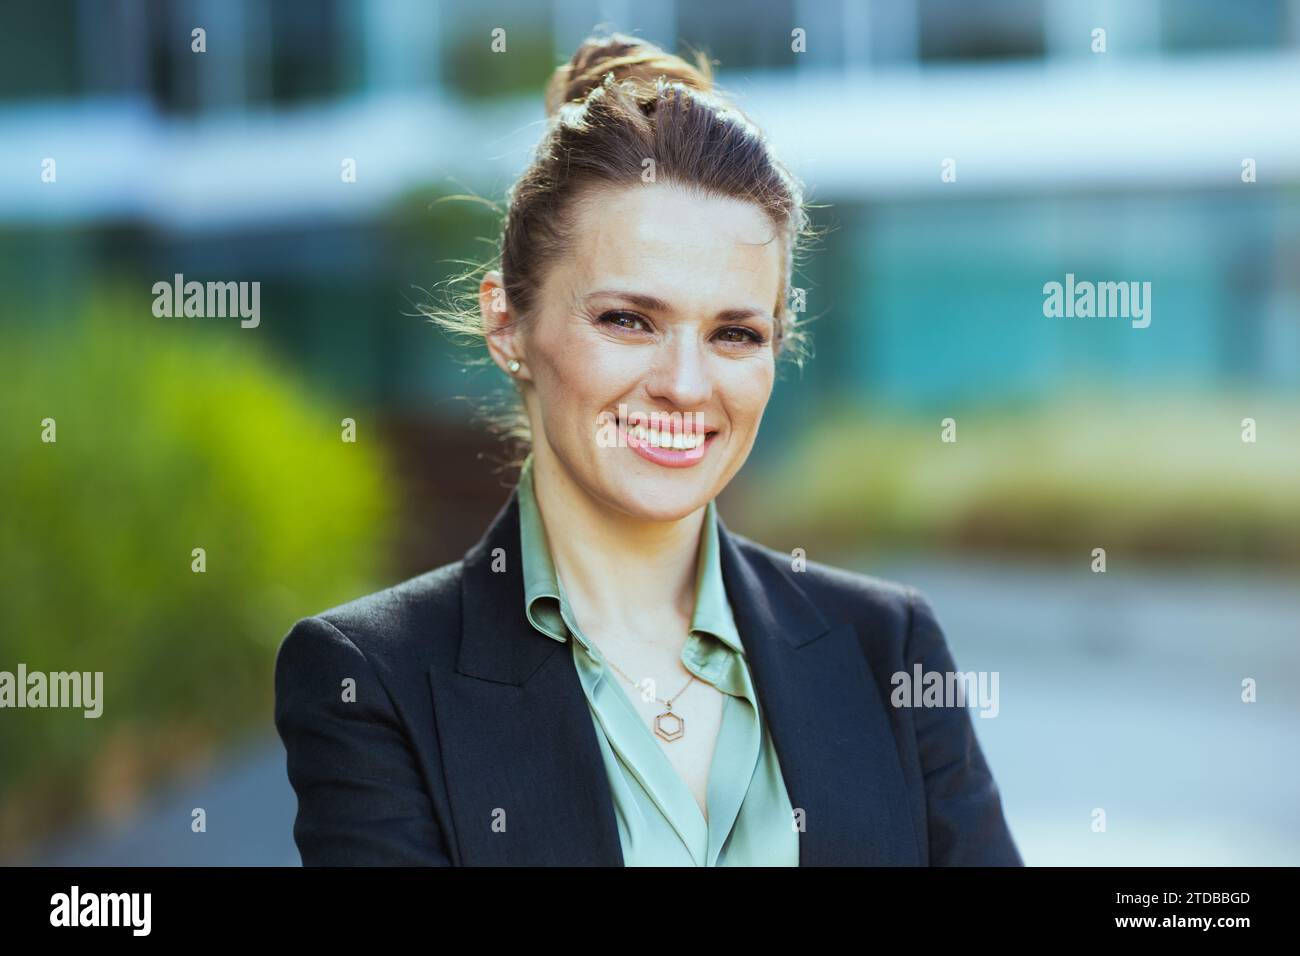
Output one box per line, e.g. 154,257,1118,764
628,423,706,450
616,414,718,468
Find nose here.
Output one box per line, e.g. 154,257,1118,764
643,329,713,410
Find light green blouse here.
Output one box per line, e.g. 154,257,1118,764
516,453,799,866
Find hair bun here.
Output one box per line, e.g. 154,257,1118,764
544,32,713,117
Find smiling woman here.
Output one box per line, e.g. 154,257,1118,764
486,179,781,521
272,31,1023,867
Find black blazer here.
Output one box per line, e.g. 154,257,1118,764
273,487,1023,866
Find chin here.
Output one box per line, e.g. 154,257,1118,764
601,467,719,523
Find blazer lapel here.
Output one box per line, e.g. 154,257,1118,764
714,513,923,865
429,487,921,866
428,489,624,865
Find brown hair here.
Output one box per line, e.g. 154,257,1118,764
425,32,822,455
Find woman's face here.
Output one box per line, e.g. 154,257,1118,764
486,180,783,522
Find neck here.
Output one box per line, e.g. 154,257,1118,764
528,445,705,642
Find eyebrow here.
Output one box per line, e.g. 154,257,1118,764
585,289,774,325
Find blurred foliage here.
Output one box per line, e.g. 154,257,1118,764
0,291,399,857
442,28,557,100
740,392,1300,566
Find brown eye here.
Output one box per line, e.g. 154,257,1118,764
600,311,649,332
717,326,765,345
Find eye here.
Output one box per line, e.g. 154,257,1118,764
598,310,650,332
716,326,766,346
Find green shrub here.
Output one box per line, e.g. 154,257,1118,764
739,392,1300,566
0,293,399,856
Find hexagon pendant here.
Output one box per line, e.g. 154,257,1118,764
654,709,685,742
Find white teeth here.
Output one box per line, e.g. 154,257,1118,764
628,423,706,450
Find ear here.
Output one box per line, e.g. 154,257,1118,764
479,270,530,381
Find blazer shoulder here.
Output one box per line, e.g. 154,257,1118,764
278,559,465,676
728,529,919,639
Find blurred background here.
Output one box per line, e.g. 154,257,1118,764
1,0,1297,866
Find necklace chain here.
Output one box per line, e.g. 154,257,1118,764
600,651,696,707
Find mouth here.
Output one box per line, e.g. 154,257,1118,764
616,412,719,469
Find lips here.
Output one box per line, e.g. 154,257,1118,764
612,411,719,468
618,411,717,436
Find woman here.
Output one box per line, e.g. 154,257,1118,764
273,32,1022,867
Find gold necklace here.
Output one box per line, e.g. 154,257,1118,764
600,653,696,743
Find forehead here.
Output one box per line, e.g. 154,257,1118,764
561,181,783,312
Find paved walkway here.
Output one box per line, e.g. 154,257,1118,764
19,734,299,866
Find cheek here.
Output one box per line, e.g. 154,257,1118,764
534,335,632,427
721,359,775,427
556,337,640,400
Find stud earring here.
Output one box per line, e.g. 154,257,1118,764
507,359,521,374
